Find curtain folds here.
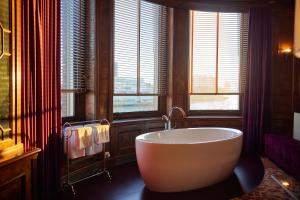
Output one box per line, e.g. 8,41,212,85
243,7,272,154
21,0,61,199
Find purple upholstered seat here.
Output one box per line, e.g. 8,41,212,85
265,134,300,180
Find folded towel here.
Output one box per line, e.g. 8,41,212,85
64,126,85,159
94,124,110,144
85,125,103,156
75,127,93,149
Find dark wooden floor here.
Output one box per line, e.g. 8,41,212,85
59,155,264,200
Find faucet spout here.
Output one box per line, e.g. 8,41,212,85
168,106,186,119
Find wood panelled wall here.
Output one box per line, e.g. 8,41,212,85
271,7,298,134
295,57,300,113
61,0,299,181
171,8,189,111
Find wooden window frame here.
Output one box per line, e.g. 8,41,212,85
188,10,246,116
62,92,86,123
112,0,168,119
61,0,90,122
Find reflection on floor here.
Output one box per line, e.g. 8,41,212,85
234,158,300,200
60,155,266,200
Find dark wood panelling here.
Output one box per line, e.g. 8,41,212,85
172,8,189,112
270,8,295,134
185,117,242,130
111,119,165,157
113,124,146,155
294,57,300,112
271,118,294,134
0,174,25,200
95,0,113,120
0,149,39,200
146,121,165,132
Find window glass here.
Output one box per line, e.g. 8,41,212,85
113,0,167,113
189,11,248,111
61,0,87,117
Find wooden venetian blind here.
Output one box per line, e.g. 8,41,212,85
113,0,168,96
190,11,249,95
61,0,87,93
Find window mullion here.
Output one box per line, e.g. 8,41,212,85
216,12,219,94
190,11,194,94
137,0,141,95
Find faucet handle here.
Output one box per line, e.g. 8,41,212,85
162,115,169,121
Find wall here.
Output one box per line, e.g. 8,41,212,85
271,8,297,134
295,57,300,112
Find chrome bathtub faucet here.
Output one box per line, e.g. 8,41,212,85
162,107,186,130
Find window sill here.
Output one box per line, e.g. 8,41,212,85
111,115,242,126
112,117,163,126
186,115,243,120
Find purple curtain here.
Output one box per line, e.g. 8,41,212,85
243,8,272,154
22,0,61,199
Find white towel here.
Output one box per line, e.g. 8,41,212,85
85,125,103,156
94,124,110,144
64,126,85,159
75,127,93,149
294,112,300,141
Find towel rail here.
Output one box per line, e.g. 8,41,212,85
62,119,112,196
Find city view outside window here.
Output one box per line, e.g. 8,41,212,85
113,0,167,113
189,11,248,111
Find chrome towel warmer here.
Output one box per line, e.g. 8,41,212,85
63,119,112,196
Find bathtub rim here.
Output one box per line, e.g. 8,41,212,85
135,127,243,145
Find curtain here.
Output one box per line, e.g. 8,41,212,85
21,0,61,199
243,7,272,154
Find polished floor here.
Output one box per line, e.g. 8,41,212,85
234,158,300,200
59,155,264,200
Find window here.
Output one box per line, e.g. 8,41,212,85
113,0,168,114
61,0,88,117
0,0,13,140
189,11,248,112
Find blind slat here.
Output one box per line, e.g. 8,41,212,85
190,11,249,95
114,0,168,96
61,0,87,92
61,0,90,117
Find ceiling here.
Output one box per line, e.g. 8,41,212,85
144,0,295,11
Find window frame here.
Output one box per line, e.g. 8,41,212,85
60,0,89,121
61,93,86,122
188,10,247,116
113,96,165,119
112,0,168,119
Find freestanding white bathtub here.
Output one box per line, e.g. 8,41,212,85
135,128,243,192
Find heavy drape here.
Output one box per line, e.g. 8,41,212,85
21,0,61,198
243,7,272,154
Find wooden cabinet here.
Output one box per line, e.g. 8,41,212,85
0,149,40,200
